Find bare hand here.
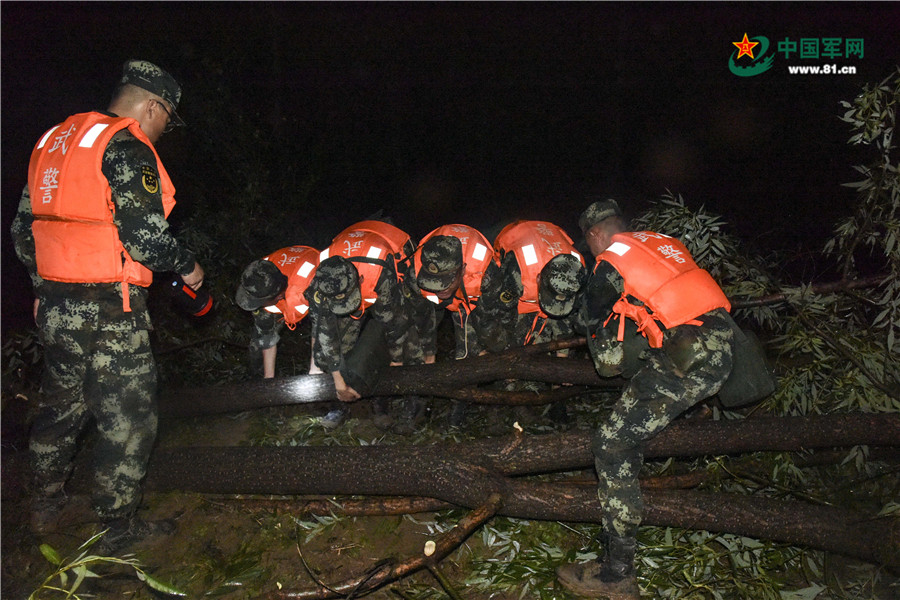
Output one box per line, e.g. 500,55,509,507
332,370,361,402
181,262,204,291
336,385,361,402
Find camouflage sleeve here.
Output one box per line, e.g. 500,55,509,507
309,309,343,373
10,184,44,292
583,261,624,332
250,309,283,351
401,264,438,356
102,130,196,275
371,267,409,363
409,294,438,356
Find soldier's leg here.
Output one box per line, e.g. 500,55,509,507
88,328,158,520
595,324,733,535
30,323,93,498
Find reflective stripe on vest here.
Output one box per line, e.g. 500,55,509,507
261,245,320,327
493,220,584,317
28,112,177,311
597,231,731,347
411,224,494,313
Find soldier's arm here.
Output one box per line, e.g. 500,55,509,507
250,309,284,378
308,309,343,374
583,262,626,376
583,262,624,332
10,184,45,292
372,265,409,363
102,131,196,276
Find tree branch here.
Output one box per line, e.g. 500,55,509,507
262,493,503,599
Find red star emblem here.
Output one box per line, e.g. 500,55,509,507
732,33,759,59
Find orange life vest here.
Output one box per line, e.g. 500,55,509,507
597,231,731,348
27,112,176,311
319,221,411,314
493,220,585,318
411,224,494,315
260,245,319,329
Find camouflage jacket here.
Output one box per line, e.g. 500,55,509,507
10,115,196,331
308,262,412,373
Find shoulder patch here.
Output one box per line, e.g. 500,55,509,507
141,165,160,194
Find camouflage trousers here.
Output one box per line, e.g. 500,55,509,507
31,316,158,521
591,310,733,538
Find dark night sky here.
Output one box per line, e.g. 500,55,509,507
2,2,899,334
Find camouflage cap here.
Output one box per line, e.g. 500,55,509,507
235,259,289,311
311,256,361,316
578,198,622,235
416,235,464,293
119,59,185,126
538,254,586,317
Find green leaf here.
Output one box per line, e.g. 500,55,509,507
38,543,63,567
140,571,188,597
71,564,88,596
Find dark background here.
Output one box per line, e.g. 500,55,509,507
3,2,898,335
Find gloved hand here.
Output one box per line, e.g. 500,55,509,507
588,324,624,377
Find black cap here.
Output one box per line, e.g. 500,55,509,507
119,59,185,127
538,254,585,317
311,256,362,316
235,260,288,311
578,199,623,235
416,236,464,293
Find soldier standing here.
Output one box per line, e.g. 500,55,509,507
556,199,734,599
10,60,204,552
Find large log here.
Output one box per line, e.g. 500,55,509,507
159,340,624,418
149,414,900,488
147,413,900,571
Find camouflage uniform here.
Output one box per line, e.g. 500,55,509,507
476,251,586,352
403,268,484,360
11,109,195,520
306,255,422,374
584,261,734,537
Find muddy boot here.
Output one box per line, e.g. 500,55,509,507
321,406,348,430
393,396,425,435
94,516,176,555
30,492,67,535
556,535,640,599
548,400,570,426
448,401,468,429
371,398,393,430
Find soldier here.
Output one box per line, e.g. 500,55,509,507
404,225,495,427
479,220,586,349
476,220,587,425
556,199,734,599
235,246,319,378
306,220,421,429
10,60,204,552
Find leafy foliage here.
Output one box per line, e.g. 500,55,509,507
9,65,900,600
29,531,184,599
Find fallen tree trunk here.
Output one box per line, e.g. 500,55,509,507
158,340,623,418
147,413,900,571
149,413,900,487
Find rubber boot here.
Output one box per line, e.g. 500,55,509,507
371,397,393,430
556,535,640,599
392,396,425,435
448,401,468,428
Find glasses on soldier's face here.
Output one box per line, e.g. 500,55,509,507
154,100,176,134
